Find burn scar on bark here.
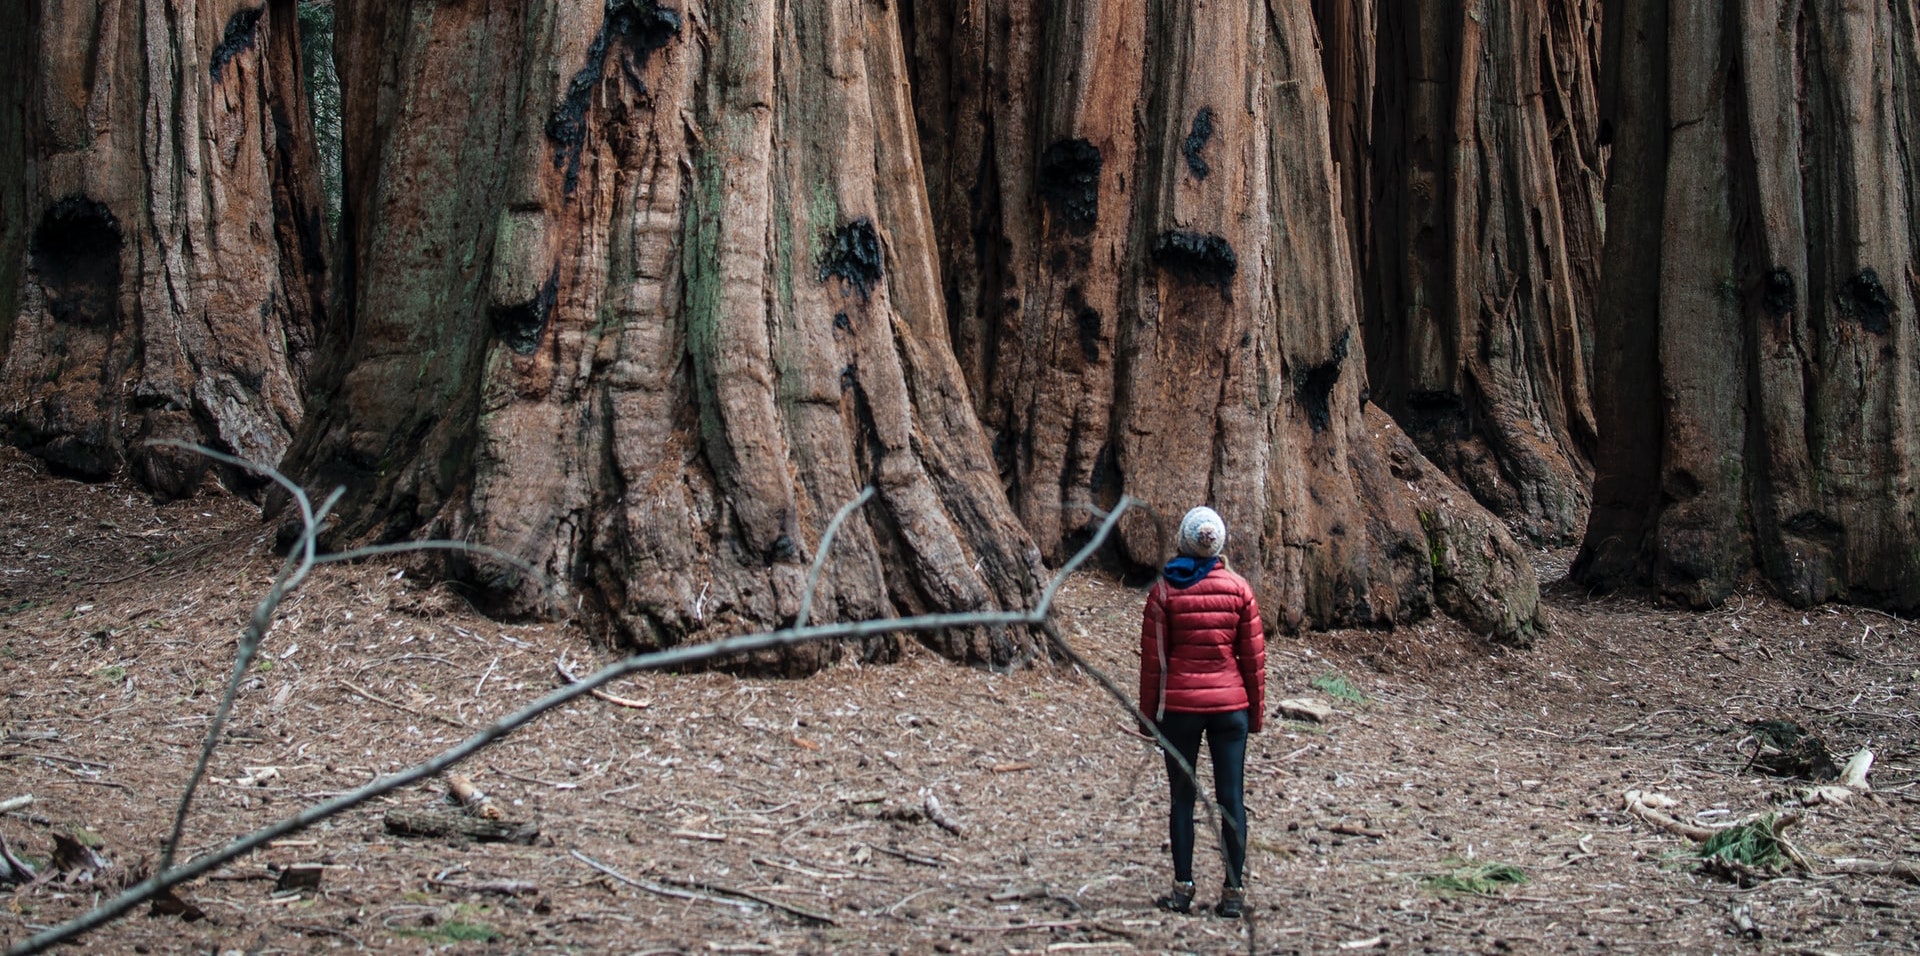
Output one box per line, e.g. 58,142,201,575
1037,138,1103,235
820,218,884,300
32,196,123,330
1182,108,1216,179
1293,330,1351,433
546,0,683,196
1150,230,1236,296
209,7,264,80
1762,268,1796,318
491,268,560,355
1837,267,1893,334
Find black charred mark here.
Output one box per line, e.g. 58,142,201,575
1762,267,1796,317
833,312,853,333
546,0,682,196
1404,390,1467,441
770,534,797,563
1076,306,1102,362
209,7,264,80
1089,440,1114,496
491,268,560,355
1066,286,1102,362
820,217,885,300
1837,267,1894,333
1037,138,1103,235
992,427,1017,479
840,363,857,392
1182,107,1216,180
1151,230,1237,294
31,196,123,329
1293,330,1351,434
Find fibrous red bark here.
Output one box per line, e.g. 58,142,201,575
905,0,1543,640
284,0,1046,668
1578,0,1920,610
2,0,327,496
1358,0,1598,545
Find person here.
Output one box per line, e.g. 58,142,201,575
1138,505,1266,918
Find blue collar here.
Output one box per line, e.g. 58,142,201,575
1162,555,1218,588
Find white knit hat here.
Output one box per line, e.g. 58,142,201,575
1176,506,1226,558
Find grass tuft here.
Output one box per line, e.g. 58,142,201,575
1310,670,1365,704
1698,812,1801,871
1420,860,1528,896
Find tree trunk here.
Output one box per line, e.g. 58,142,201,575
283,0,1048,668
1311,0,1375,313
1358,0,1598,545
1576,0,1920,610
2,0,327,496
904,0,1543,640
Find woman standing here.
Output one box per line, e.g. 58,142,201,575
1138,506,1266,918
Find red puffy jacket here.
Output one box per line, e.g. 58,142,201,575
1138,565,1266,732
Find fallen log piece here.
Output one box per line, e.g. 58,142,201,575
274,864,325,894
384,808,538,845
1827,858,1920,884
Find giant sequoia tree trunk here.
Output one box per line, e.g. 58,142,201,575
1577,0,1920,610
2,0,327,496
904,0,1545,640
283,0,1047,667
1355,0,1600,545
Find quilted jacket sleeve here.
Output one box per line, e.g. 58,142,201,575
1138,584,1166,722
1236,588,1267,732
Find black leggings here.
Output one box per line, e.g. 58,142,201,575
1157,709,1248,886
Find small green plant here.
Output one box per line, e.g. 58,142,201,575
1310,670,1365,704
1421,859,1528,896
397,920,501,944
1698,813,1805,872
95,664,127,684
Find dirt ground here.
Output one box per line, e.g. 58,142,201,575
2,446,1916,955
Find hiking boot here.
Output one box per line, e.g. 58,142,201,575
1155,880,1196,914
1214,885,1247,919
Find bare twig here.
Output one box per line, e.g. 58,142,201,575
650,874,838,924
569,850,755,911
795,486,875,630
341,679,471,730
0,795,32,814
553,657,650,709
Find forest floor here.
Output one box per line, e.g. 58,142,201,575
1,446,1916,956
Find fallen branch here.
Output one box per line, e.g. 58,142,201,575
651,874,837,924
554,658,650,709
924,793,965,837
429,877,540,896
5,493,1139,956
569,850,755,912
1623,791,1718,841
342,679,471,731
0,795,32,814
0,832,37,884
1826,858,1920,884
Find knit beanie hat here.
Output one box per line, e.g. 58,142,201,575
1176,506,1226,558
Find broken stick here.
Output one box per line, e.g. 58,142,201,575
554,658,651,709
925,793,965,837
